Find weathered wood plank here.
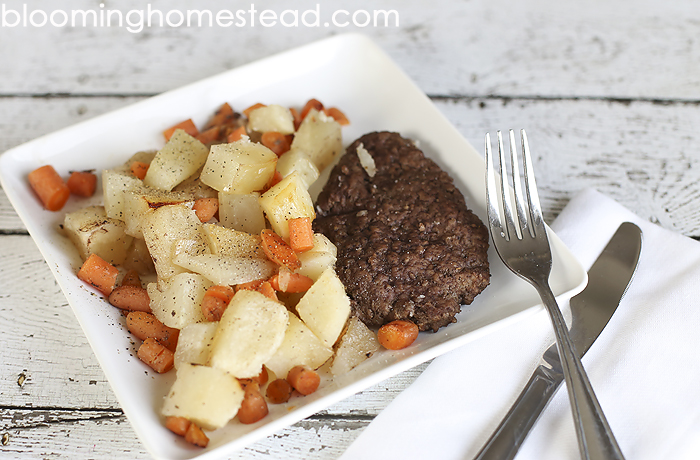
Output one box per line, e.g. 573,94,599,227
1,0,700,99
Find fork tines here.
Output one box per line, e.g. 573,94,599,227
485,129,544,242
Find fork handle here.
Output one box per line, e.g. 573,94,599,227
535,281,625,460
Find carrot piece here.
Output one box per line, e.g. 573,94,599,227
237,382,269,424
184,423,209,448
126,311,179,351
137,337,174,373
260,229,301,270
205,285,235,303
165,416,191,436
66,171,98,197
243,102,266,117
227,125,248,142
323,107,350,126
377,320,419,350
130,161,149,180
266,378,293,404
204,102,234,129
108,285,151,312
261,131,291,156
201,285,235,322
288,217,314,252
290,107,302,131
27,165,70,211
287,366,320,396
195,126,220,144
192,197,219,223
163,119,199,141
257,281,278,301
77,253,118,296
236,279,264,292
121,269,142,288
300,98,324,120
238,365,270,388
270,271,314,293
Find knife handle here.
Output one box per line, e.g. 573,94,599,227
473,364,563,460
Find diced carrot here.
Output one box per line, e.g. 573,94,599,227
243,102,266,117
184,422,209,448
260,229,301,270
201,285,235,322
163,119,199,141
77,253,119,296
126,311,179,351
192,197,219,223
195,126,220,145
165,416,191,436
290,107,302,131
237,382,269,424
130,161,149,180
227,125,248,142
377,320,419,350
236,279,264,292
137,337,174,373
270,271,314,293
237,365,269,388
257,281,278,301
266,378,293,404
27,165,70,211
108,285,151,312
204,102,234,129
66,171,97,197
288,217,314,252
300,98,324,120
205,285,235,303
263,170,283,192
260,131,291,156
287,366,320,396
121,269,142,288
324,107,350,126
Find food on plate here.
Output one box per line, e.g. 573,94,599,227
28,164,71,211
66,171,98,197
315,131,490,332
77,253,119,296
377,320,420,350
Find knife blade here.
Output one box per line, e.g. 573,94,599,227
475,221,642,460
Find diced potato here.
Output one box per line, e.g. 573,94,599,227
173,253,276,286
202,223,266,258
296,268,351,348
276,148,320,189
63,205,134,265
265,313,333,379
200,140,277,193
218,192,266,234
290,109,342,171
297,233,337,281
122,150,157,168
174,322,219,368
121,237,155,275
102,168,145,221
248,104,295,135
141,204,208,281
144,129,209,191
209,290,289,378
172,167,218,199
147,273,211,328
258,172,315,240
122,190,195,238
162,363,244,431
330,316,380,376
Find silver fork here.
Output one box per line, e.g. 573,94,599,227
484,130,625,460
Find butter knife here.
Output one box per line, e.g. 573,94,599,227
475,222,642,460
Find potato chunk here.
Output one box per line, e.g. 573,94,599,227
202,223,266,258
144,129,209,191
330,316,380,375
248,104,295,135
162,363,244,431
297,233,337,281
209,290,289,378
200,140,277,193
258,172,315,240
275,149,320,189
173,253,276,286
296,268,351,348
174,322,219,369
218,192,266,234
147,273,211,329
290,109,342,171
265,313,333,379
63,205,134,265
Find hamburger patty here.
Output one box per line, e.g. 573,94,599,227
314,132,490,332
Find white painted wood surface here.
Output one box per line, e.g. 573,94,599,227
2,0,700,458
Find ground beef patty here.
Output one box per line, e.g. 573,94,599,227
314,131,490,332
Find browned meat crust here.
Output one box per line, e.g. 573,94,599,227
314,131,490,332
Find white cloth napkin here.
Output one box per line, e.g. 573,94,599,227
340,188,700,460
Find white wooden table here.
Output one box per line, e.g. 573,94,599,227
2,0,700,458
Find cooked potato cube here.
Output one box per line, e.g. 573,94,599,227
276,149,320,189
265,312,333,378
218,192,266,234
209,290,289,378
173,253,276,286
122,150,156,168
174,322,219,368
147,273,211,328
330,316,380,375
296,268,351,348
297,233,337,281
290,109,342,171
248,104,295,135
258,172,315,240
141,204,208,281
200,140,277,193
121,237,155,275
102,168,145,221
172,167,218,199
122,190,195,238
143,129,209,191
203,223,266,258
162,363,244,431
63,205,134,265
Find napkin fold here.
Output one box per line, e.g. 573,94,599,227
340,189,700,460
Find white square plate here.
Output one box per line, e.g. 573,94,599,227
0,34,586,460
